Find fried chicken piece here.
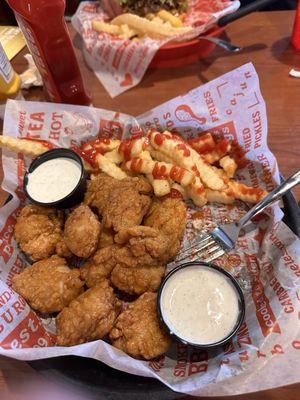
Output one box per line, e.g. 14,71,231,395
98,227,115,249
144,197,186,259
111,264,165,295
12,255,84,314
103,177,152,232
56,239,73,258
56,280,117,346
115,226,171,265
109,292,171,359
84,173,118,215
14,204,64,261
80,245,120,287
63,204,101,258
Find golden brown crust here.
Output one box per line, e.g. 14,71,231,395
56,280,117,346
14,204,64,261
98,227,115,249
109,292,171,359
12,255,84,314
144,197,186,259
102,177,152,232
80,245,120,287
63,204,101,258
115,226,171,265
111,264,165,295
84,173,118,215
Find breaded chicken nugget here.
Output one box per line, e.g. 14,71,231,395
102,177,152,232
115,226,171,265
80,245,120,287
56,280,117,346
144,197,186,259
14,204,64,261
84,173,118,215
111,264,165,295
63,204,101,258
109,292,171,359
12,255,84,314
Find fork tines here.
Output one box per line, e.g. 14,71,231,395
176,232,225,264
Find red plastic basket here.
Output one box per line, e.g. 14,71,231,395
149,26,224,69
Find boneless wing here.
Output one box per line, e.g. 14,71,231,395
12,255,84,314
111,264,165,295
84,173,118,215
14,204,64,261
109,292,171,359
80,245,120,287
56,280,117,346
102,177,152,232
63,204,101,258
144,197,186,259
115,226,171,265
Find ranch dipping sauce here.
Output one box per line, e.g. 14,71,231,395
160,264,241,345
26,157,82,203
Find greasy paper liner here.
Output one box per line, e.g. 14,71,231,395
72,0,240,97
0,63,299,396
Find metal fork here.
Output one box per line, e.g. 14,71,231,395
177,170,300,264
198,36,242,53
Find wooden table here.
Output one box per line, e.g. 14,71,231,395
0,10,299,400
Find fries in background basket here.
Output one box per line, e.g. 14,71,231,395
92,9,192,41
157,10,183,27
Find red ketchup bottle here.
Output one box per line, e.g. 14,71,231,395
6,0,91,105
291,0,300,51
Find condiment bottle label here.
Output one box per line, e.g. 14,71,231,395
0,42,13,84
15,16,61,102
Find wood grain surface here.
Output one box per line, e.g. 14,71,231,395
0,10,299,400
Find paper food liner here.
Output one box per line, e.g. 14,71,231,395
72,0,240,97
0,63,300,396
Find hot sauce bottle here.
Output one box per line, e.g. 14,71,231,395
6,0,91,105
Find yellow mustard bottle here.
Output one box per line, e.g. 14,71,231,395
0,41,21,102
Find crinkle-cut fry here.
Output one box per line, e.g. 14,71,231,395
147,174,171,197
124,158,194,186
186,177,207,207
219,155,237,178
148,130,225,191
0,135,49,157
95,153,127,180
188,133,216,154
139,150,171,196
149,148,174,164
189,149,226,191
119,24,138,39
117,137,148,161
227,180,268,203
202,139,231,164
157,10,183,27
205,188,235,204
92,20,121,35
104,148,123,164
148,131,200,177
82,138,120,153
111,13,192,39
